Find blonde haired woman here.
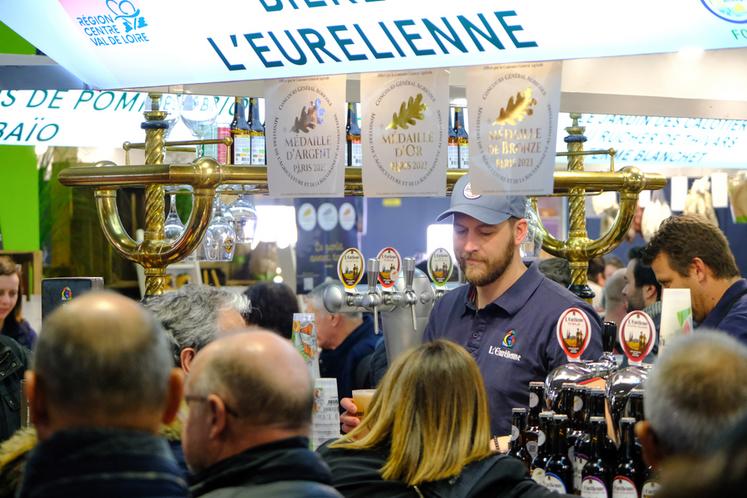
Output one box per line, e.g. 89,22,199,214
318,340,563,497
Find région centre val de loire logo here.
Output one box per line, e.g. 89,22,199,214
60,0,151,47
701,0,747,23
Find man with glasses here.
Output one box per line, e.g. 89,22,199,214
182,329,341,498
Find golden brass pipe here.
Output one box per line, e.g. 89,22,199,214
122,136,234,151
94,189,139,256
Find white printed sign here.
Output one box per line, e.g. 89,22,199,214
266,75,346,197
361,70,449,197
1,1,746,89
467,62,562,195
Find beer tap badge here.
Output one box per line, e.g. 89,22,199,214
337,248,364,290
556,307,592,361
619,310,656,365
376,247,401,289
428,248,454,287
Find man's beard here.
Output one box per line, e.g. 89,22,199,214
458,238,514,287
626,289,645,312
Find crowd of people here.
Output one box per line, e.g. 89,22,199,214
0,175,745,496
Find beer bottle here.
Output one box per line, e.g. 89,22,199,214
612,417,643,498
554,382,577,415
572,386,591,494
454,106,468,168
531,411,555,484
588,388,616,464
581,416,613,498
447,106,458,168
641,467,660,498
345,102,362,167
545,414,574,494
627,389,645,423
509,408,532,471
230,97,251,165
526,381,545,461
247,97,265,165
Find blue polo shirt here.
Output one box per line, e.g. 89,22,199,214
698,278,747,344
424,263,603,436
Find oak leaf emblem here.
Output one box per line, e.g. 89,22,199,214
387,93,426,130
494,88,537,126
291,101,320,134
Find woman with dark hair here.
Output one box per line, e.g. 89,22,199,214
319,339,564,498
0,257,36,349
242,282,299,340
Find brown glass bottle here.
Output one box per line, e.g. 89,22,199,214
345,102,362,167
509,408,532,471
545,414,574,494
247,97,265,165
588,388,617,464
531,411,555,484
448,106,458,168
612,417,644,498
454,106,468,168
571,386,591,494
230,97,251,165
525,381,545,461
581,416,613,498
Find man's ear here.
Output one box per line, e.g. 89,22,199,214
328,313,341,328
180,348,197,375
690,257,708,283
161,369,184,425
642,284,657,303
514,218,528,246
25,371,51,438
636,420,665,469
206,394,230,440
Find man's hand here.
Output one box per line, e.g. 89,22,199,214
340,397,361,434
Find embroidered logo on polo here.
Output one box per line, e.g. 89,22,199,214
502,330,516,349
489,331,522,362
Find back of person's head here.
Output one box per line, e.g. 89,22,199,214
332,339,492,486
144,284,249,366
539,257,571,288
190,328,313,431
604,268,627,310
643,331,747,459
31,291,177,437
604,254,624,272
655,411,747,498
588,256,606,284
242,282,299,339
0,257,23,327
643,214,739,279
628,247,662,300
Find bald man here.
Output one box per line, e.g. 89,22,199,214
603,268,628,326
20,291,187,498
183,329,341,498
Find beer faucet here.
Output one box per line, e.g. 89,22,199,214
402,257,418,331
361,258,382,335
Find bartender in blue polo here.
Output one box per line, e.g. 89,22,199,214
425,175,603,436
340,175,603,437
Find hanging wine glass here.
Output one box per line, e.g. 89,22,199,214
163,188,197,263
229,186,258,245
179,94,219,157
197,196,236,262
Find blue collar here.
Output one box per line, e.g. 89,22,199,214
463,263,545,315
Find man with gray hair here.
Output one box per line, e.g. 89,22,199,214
19,291,187,498
305,281,380,400
183,329,341,497
637,330,747,468
144,284,249,373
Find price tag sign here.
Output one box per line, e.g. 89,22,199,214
619,310,656,365
376,247,401,289
428,248,454,287
337,248,364,290
556,307,592,362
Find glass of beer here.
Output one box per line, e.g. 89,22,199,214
352,389,376,418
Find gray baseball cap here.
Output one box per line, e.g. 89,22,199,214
437,175,527,225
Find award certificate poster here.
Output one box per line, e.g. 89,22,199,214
467,62,562,196
267,75,346,197
361,70,449,197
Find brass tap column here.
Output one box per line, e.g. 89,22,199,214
142,93,169,296
565,113,594,301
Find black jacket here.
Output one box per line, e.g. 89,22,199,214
18,427,189,498
190,436,342,498
0,336,29,442
318,442,571,498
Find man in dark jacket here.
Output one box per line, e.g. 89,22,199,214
19,291,187,498
183,328,341,498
